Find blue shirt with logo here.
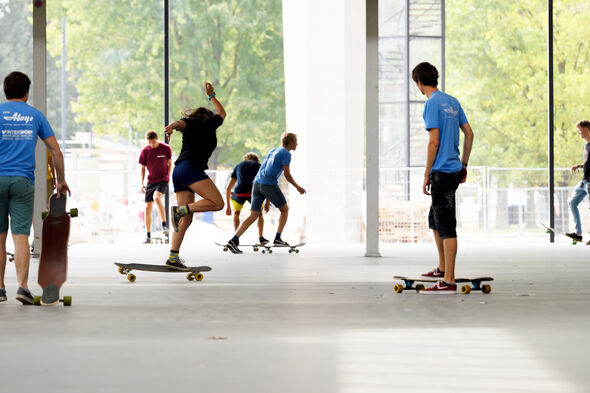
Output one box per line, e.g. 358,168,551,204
422,90,468,173
0,101,54,183
254,147,292,186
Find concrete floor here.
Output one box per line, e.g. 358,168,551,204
0,239,589,393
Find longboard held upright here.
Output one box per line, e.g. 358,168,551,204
35,193,78,306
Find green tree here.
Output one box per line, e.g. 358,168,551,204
46,0,286,168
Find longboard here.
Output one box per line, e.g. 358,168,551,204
114,262,211,282
35,193,77,306
259,242,306,254
393,275,493,294
541,223,587,245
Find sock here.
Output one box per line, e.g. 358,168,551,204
178,205,190,216
169,250,179,258
275,232,281,240
231,235,239,244
147,232,151,238
162,222,167,228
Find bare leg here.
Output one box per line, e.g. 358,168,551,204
0,232,7,288
277,204,289,234
233,210,241,232
12,234,30,289
153,191,166,224
236,210,262,238
184,178,224,212
257,214,265,238
145,202,153,233
432,230,445,271
170,191,194,252
442,237,457,283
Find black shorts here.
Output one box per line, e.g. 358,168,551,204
145,181,169,202
428,170,462,239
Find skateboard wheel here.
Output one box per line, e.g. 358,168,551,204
69,208,78,217
268,249,273,254
195,273,204,281
295,249,299,254
62,296,72,306
118,267,126,275
262,249,266,254
461,285,471,294
546,229,550,234
186,273,194,281
33,296,42,305
573,240,577,245
393,284,403,293
223,247,228,252
482,284,492,294
127,273,136,282
253,247,259,252
41,211,48,220
415,284,425,291
288,249,292,254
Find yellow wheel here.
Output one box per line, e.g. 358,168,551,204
187,273,194,281
118,267,126,275
127,273,136,282
41,211,48,220
482,284,492,294
253,247,259,252
63,296,72,306
195,273,204,281
33,296,42,305
461,285,471,294
223,247,228,252
69,208,78,217
415,284,425,292
393,284,403,293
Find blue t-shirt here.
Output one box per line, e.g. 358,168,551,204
254,147,292,186
422,90,468,173
0,101,54,183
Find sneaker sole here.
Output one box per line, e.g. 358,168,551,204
0,297,7,302
15,295,34,305
418,290,457,295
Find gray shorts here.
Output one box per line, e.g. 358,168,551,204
250,182,287,211
0,176,35,235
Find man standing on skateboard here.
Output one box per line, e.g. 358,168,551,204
412,62,474,294
225,132,306,253
0,71,70,304
139,130,172,243
565,120,590,242
225,152,270,245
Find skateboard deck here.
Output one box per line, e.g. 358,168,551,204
541,223,587,245
36,193,77,306
393,275,493,294
259,242,306,254
215,242,263,252
114,262,212,282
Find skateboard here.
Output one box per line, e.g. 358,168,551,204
215,242,263,252
114,262,211,282
259,242,306,254
541,223,587,245
393,275,494,294
148,235,169,244
35,193,78,306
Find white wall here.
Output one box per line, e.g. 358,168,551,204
282,0,366,243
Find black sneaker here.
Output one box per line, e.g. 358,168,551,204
15,287,34,305
273,238,289,247
226,239,243,254
565,232,583,242
0,288,6,302
165,254,189,271
259,237,269,245
41,283,60,306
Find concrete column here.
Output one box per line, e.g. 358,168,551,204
365,0,380,257
32,0,48,256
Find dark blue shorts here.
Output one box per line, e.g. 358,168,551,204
428,170,462,239
172,160,210,192
251,182,286,212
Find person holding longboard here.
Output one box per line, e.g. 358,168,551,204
565,120,590,242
